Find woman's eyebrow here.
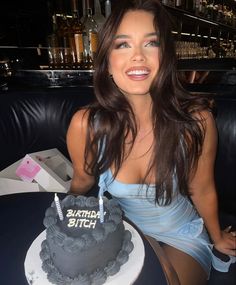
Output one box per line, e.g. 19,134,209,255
145,32,158,37
114,32,158,40
113,34,131,40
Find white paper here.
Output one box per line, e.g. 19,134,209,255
0,178,43,195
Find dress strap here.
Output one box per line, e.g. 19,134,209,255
98,169,113,197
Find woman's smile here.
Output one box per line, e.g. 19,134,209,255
125,66,151,80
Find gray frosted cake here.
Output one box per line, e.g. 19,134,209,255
40,195,134,285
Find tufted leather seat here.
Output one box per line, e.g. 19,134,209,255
214,94,236,217
0,86,94,171
208,93,236,285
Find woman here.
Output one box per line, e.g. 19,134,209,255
67,1,236,284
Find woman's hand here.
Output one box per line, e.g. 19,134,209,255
213,226,236,257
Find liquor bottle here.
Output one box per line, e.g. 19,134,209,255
222,5,231,25
175,0,184,9
53,0,73,68
226,41,235,58
195,0,200,15
168,0,175,7
206,0,214,20
219,39,226,58
81,0,91,23
82,7,98,68
185,0,195,13
55,0,67,42
70,0,84,68
47,14,61,68
212,3,219,21
217,4,223,22
94,0,106,30
199,0,207,17
58,13,73,68
105,0,112,18
197,0,208,16
162,0,169,5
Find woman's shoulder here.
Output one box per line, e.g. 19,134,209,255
72,107,90,120
69,107,101,133
69,108,91,132
193,109,215,126
192,109,217,148
72,108,90,121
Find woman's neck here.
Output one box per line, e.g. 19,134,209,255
129,95,153,130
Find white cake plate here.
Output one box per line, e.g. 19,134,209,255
24,221,145,285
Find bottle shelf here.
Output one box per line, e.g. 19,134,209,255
164,4,236,33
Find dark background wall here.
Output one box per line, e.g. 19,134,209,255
0,0,116,47
0,0,50,46
0,0,49,46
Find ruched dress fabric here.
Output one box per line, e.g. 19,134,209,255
98,169,236,277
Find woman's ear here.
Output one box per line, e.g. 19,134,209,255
108,63,113,77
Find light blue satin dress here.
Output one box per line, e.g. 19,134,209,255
98,168,236,277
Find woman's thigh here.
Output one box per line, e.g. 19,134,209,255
162,244,208,285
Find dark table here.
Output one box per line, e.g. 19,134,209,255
0,192,168,285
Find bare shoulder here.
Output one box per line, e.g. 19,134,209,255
196,110,218,154
66,108,91,151
69,108,90,132
66,108,95,194
194,109,214,122
189,111,218,195
194,109,217,134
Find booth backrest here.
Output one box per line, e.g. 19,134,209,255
0,86,94,171
214,94,236,216
0,88,235,215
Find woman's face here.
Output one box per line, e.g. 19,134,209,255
109,10,160,99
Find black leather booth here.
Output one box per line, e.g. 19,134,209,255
0,86,94,171
0,86,235,284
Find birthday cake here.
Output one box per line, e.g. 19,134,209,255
40,194,134,285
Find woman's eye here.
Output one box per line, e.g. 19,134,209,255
145,40,160,47
114,42,130,49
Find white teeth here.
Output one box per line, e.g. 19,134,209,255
127,70,149,75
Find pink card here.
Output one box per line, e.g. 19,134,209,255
16,155,41,183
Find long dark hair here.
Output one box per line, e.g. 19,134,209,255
84,0,212,205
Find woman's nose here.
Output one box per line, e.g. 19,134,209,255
131,47,145,62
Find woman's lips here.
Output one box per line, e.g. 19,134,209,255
126,67,150,80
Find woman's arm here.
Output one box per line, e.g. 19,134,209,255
189,111,236,256
66,109,95,195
